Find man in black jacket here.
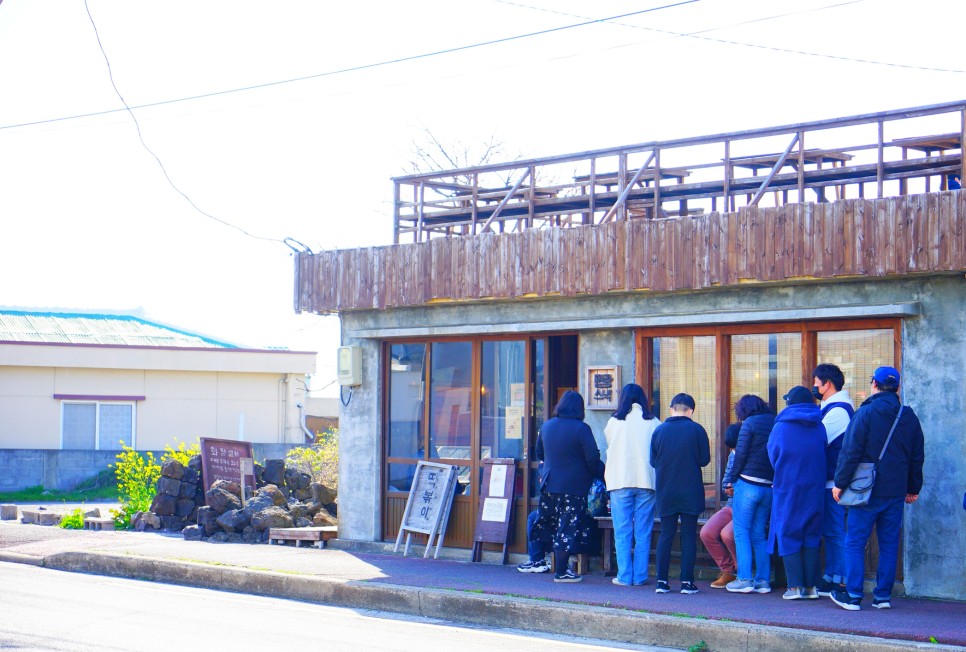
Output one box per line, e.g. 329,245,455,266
830,366,925,611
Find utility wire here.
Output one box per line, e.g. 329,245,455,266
6,0,700,133
83,0,295,248
492,0,966,74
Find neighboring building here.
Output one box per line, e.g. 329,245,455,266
294,101,966,600
0,310,317,491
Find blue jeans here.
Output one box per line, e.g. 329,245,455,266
732,479,772,582
609,487,656,585
527,509,549,562
822,488,846,583
844,496,904,600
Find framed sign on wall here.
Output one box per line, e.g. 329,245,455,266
586,364,620,410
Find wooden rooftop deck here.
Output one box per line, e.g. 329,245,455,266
391,101,965,244
296,190,966,314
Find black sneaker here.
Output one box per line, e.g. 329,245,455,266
872,597,892,609
830,589,861,611
655,580,671,594
553,568,582,583
680,582,699,594
816,579,842,597
516,558,550,574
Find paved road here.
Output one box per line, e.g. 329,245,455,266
0,563,677,652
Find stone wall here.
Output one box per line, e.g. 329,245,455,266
0,443,305,492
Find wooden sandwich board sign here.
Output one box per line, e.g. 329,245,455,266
471,458,516,563
200,437,255,503
394,461,458,559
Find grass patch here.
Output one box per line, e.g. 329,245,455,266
0,483,120,503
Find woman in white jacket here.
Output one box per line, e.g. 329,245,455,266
604,383,661,586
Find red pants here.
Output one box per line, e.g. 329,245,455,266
699,506,737,574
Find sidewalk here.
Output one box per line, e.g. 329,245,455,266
1,516,963,652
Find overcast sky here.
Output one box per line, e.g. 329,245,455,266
1,0,963,395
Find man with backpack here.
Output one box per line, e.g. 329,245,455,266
811,364,854,596
830,366,925,611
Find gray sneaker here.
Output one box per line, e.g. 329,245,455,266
726,578,755,593
783,587,804,600
802,587,819,599
753,580,772,594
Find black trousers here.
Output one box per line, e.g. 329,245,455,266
656,512,698,583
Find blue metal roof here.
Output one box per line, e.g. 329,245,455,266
0,310,238,348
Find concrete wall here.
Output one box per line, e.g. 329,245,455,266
0,443,305,492
336,274,966,600
580,329,635,461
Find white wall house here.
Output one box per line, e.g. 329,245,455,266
0,310,317,490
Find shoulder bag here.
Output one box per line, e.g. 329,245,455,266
838,406,904,508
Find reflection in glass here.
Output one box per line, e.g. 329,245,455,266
429,341,473,460
388,344,426,458
387,463,417,493
817,329,894,404
481,340,527,461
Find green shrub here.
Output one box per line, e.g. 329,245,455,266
110,442,161,529
285,427,338,488
163,438,201,466
59,508,86,530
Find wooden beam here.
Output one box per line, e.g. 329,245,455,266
479,170,531,233
600,151,656,223
750,133,800,206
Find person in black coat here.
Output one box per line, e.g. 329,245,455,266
830,366,925,611
724,394,776,594
649,393,710,595
530,390,604,583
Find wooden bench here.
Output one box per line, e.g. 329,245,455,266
84,517,116,531
268,526,338,549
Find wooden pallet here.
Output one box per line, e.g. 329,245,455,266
268,526,338,549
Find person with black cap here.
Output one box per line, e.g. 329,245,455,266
768,386,827,600
649,393,710,595
830,366,925,611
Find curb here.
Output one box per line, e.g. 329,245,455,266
14,550,958,652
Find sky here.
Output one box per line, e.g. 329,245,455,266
1,0,964,396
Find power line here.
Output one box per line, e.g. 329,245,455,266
492,0,966,74
4,0,700,133
83,0,290,247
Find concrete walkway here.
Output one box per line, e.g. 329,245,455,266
1,516,963,652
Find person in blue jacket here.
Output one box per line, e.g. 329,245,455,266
725,394,776,594
830,366,925,611
768,385,827,600
649,393,710,595
530,390,605,584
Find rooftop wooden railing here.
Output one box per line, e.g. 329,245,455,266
391,100,966,244
296,190,966,314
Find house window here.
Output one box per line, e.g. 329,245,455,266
61,402,134,450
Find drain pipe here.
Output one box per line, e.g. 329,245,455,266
296,402,314,443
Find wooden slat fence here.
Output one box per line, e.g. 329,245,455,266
296,191,966,314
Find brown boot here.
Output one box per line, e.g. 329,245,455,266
711,572,737,589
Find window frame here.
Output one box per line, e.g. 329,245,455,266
60,400,137,450
636,317,901,512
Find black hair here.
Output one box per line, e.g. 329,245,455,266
554,390,586,421
611,383,656,421
669,392,696,411
735,394,771,421
812,363,846,391
875,380,899,393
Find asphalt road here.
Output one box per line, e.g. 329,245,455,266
0,562,677,652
